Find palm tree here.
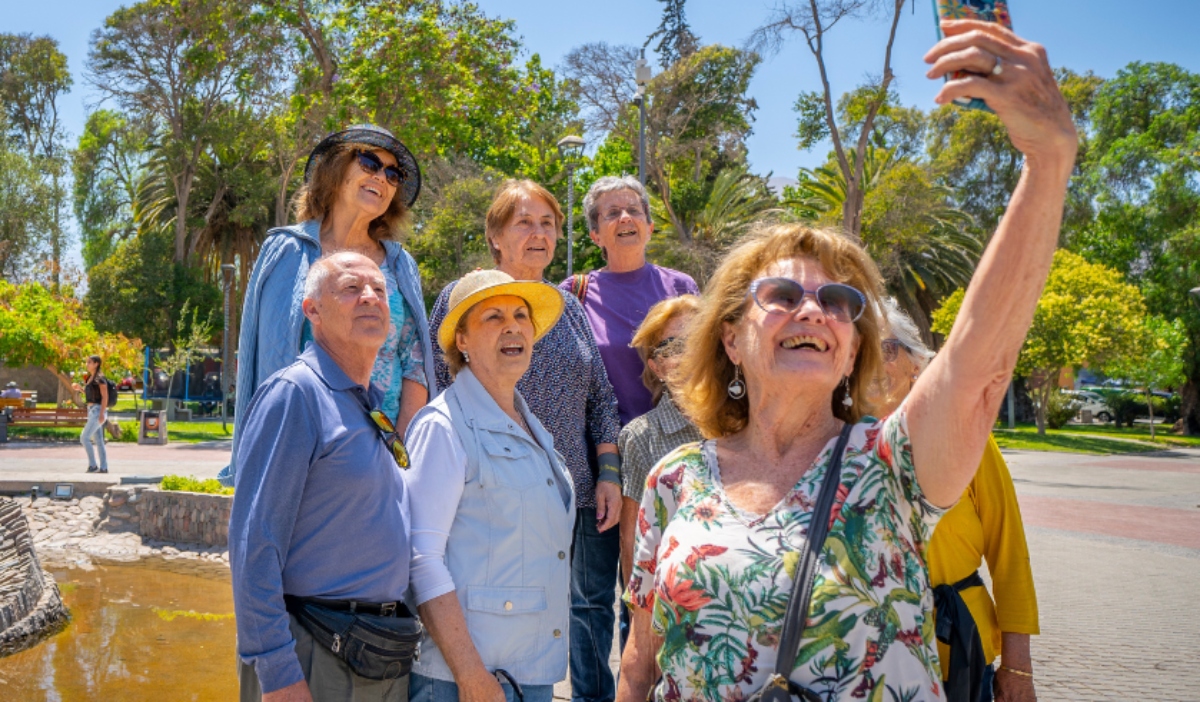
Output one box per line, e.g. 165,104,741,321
651,166,781,284
783,144,981,343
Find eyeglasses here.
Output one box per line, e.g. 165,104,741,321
369,408,410,469
601,205,646,222
881,338,905,363
354,150,403,188
651,336,684,359
747,277,866,324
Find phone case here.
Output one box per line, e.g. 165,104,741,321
933,0,1013,111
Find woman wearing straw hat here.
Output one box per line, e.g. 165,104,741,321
221,124,436,486
405,269,573,702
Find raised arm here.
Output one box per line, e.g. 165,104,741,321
908,20,1078,508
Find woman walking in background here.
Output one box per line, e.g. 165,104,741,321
75,355,109,474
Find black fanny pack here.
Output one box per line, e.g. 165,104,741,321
285,595,422,681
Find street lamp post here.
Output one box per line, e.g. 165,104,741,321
557,135,586,277
634,53,652,186
220,264,235,432
1191,286,1200,309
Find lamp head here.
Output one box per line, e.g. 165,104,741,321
557,135,585,161
1190,286,1200,308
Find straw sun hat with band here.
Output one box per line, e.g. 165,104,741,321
439,269,565,355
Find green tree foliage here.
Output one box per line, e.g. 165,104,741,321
1106,316,1187,438
88,0,285,263
650,166,780,284
0,279,142,404
73,109,151,269
647,0,699,68
0,33,72,286
0,129,52,279
613,44,759,244
1065,62,1200,433
932,250,1145,435
784,143,980,341
84,227,221,349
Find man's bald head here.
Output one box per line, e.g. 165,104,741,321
301,252,390,368
304,251,382,304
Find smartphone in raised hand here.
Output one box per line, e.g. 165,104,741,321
933,0,1013,111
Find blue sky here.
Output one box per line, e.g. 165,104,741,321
7,0,1200,256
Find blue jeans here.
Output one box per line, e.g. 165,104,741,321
569,506,620,702
410,673,553,702
81,405,108,471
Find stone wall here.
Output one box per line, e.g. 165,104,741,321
107,488,232,548
0,497,68,655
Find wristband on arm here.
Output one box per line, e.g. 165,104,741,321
597,452,621,484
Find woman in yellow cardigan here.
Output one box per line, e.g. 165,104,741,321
872,299,1039,702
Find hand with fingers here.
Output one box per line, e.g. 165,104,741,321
926,20,1077,173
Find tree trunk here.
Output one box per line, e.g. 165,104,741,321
173,170,194,262
1033,381,1050,436
1182,377,1200,436
1145,390,1156,440
54,369,82,408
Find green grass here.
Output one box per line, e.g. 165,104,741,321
1055,423,1200,448
992,423,1198,455
8,420,232,444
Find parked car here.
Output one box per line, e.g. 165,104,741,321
1065,389,1113,423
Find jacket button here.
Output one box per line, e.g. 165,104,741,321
504,601,513,611
558,551,566,560
553,629,562,638
546,479,553,486
504,447,510,452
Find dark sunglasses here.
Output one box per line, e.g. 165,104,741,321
881,338,905,363
354,150,403,188
369,408,410,469
651,336,684,359
747,277,866,323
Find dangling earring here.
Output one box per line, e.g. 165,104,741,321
727,365,747,400
463,350,470,364
841,377,854,408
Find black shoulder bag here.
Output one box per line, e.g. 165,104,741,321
747,423,854,702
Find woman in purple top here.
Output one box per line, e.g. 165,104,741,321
563,176,699,426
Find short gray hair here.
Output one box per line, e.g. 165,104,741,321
583,175,651,233
881,298,936,371
303,252,379,303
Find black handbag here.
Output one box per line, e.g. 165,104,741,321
745,424,854,702
285,596,422,681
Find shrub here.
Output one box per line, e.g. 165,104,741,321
1044,391,1080,430
159,474,233,495
115,420,139,442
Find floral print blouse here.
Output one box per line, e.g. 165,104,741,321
625,408,948,702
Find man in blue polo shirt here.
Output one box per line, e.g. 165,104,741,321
230,252,413,702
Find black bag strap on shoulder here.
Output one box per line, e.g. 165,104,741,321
771,423,855,693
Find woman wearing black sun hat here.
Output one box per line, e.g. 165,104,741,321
219,124,436,487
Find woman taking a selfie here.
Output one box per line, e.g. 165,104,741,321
618,20,1077,702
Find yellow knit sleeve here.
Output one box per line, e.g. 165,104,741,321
976,435,1040,635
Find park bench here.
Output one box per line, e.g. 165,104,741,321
8,407,89,427
0,398,23,412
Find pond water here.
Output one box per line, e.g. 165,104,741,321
0,560,238,701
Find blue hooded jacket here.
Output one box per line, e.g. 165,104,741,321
220,219,436,485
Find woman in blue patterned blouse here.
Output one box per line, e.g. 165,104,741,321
428,180,623,700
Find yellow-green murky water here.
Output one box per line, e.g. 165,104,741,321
0,560,237,701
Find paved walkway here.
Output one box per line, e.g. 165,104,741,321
0,440,230,486
992,448,1200,701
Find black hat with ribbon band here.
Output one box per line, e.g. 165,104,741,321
304,124,422,208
